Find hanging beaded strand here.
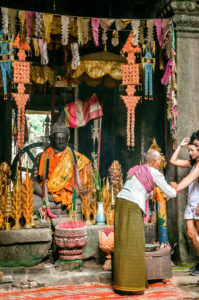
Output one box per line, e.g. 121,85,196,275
12,33,30,149
120,33,141,148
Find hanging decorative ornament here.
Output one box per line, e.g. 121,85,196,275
38,39,44,64
25,11,35,41
12,33,30,149
43,13,53,44
115,19,124,31
38,39,48,65
162,19,170,49
71,43,80,70
166,24,173,59
18,10,26,37
1,7,9,35
100,18,115,45
91,18,100,47
165,22,177,149
8,8,17,40
131,20,140,46
161,60,173,86
111,30,119,47
77,17,84,46
154,19,162,47
121,32,141,148
0,30,14,100
32,38,40,57
139,22,145,45
147,19,154,47
82,18,90,45
77,17,90,46
61,15,69,46
43,41,49,65
35,12,43,38
141,43,155,100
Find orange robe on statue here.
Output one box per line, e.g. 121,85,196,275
38,146,91,209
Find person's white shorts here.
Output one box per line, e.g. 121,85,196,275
184,200,199,220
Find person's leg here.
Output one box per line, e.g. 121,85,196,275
186,220,199,256
194,220,199,234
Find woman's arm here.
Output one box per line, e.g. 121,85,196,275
170,137,190,168
176,162,199,192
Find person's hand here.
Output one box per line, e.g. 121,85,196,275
180,137,190,147
196,204,199,216
170,181,177,189
163,194,169,201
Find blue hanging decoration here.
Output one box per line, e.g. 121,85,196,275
0,29,14,100
141,44,155,100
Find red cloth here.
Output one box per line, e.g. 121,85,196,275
64,94,103,128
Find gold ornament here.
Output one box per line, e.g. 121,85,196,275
43,13,53,44
81,168,93,223
106,187,115,226
108,161,123,198
3,184,12,230
12,164,22,230
102,177,110,223
150,138,167,171
22,163,34,229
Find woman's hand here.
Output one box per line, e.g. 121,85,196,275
170,181,177,189
180,137,190,147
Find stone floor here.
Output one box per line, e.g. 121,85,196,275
0,259,199,299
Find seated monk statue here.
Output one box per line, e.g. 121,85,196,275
32,121,92,217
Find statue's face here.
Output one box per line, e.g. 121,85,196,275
52,132,69,152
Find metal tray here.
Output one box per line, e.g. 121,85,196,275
145,244,158,252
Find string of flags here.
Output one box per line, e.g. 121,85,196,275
0,6,177,148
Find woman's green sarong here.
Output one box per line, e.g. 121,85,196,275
113,197,147,292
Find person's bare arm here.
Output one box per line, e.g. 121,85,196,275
170,137,190,168
176,162,199,192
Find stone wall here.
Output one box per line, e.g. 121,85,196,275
166,0,199,263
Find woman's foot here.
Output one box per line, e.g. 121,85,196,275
190,262,199,275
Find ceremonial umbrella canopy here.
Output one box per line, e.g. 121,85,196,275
67,48,126,88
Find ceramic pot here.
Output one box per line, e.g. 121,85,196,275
96,202,106,225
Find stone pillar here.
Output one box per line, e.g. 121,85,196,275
166,0,199,263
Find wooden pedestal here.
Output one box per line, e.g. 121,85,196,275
146,249,172,280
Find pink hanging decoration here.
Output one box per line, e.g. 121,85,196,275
91,18,100,46
154,19,162,47
12,33,30,149
161,60,173,85
25,11,35,38
121,33,141,148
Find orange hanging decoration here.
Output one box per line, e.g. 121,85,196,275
12,33,30,149
121,32,141,148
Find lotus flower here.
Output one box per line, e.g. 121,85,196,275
99,228,114,271
99,228,114,252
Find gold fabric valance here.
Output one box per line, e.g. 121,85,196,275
31,66,56,86
72,60,123,81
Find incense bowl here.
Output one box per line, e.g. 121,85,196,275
55,222,87,260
